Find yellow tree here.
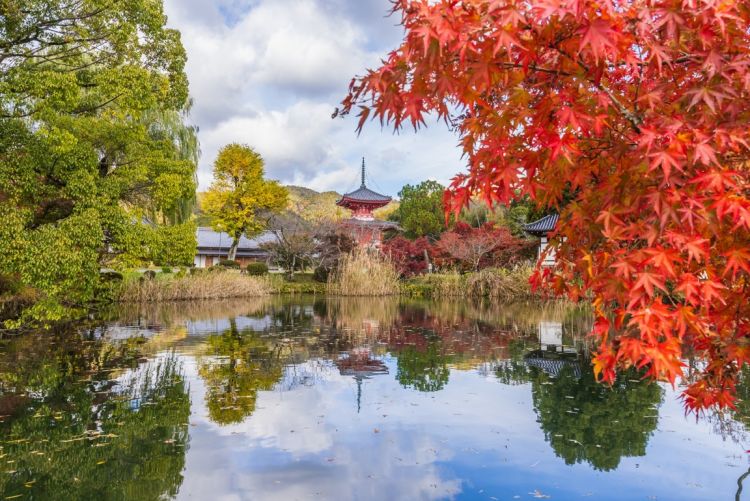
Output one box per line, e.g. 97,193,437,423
203,144,288,261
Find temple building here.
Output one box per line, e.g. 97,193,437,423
336,159,400,247
523,214,559,268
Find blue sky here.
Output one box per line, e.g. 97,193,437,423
163,0,466,195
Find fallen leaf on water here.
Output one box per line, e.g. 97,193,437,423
529,490,551,499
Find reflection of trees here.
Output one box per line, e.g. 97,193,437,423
198,319,284,425
531,365,662,471
0,331,189,500
395,338,450,392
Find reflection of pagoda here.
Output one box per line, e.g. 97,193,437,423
336,158,400,247
336,347,388,413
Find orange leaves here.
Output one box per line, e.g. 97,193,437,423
342,0,750,412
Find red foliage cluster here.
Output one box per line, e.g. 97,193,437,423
437,222,534,272
382,236,434,277
342,1,750,410
383,223,534,276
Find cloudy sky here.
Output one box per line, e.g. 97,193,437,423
163,0,465,195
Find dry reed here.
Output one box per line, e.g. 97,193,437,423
118,272,272,303
328,249,400,296
408,266,535,301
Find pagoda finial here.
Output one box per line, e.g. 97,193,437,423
361,157,366,188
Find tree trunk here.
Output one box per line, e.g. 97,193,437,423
228,236,240,261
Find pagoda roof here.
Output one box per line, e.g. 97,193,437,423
523,214,559,236
336,157,392,207
336,186,392,205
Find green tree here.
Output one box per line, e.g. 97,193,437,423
0,0,197,325
394,181,449,238
203,144,288,261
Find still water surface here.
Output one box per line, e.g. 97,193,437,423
0,297,747,500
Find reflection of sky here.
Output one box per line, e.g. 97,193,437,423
185,315,273,336
170,351,746,501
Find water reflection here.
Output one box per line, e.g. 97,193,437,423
198,319,285,425
0,331,189,500
0,297,746,500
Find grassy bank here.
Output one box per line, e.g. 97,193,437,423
402,267,535,301
118,272,272,302
117,262,535,303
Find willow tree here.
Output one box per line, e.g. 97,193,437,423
0,0,197,324
203,144,288,261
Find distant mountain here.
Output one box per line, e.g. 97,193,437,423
286,185,398,222
196,185,398,226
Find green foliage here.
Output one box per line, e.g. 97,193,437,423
218,259,240,269
203,144,288,261
246,262,269,276
0,0,198,325
460,198,537,236
393,180,449,238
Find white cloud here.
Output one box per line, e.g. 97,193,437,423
164,0,466,195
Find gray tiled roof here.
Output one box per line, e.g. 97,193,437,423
523,214,559,235
196,228,277,251
337,185,392,204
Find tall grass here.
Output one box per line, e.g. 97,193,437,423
328,249,400,296
118,271,272,303
404,266,535,301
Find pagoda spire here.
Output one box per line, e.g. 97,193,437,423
361,157,366,188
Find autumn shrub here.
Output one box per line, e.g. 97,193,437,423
118,271,272,302
382,236,435,277
328,249,399,296
246,262,269,276
436,223,535,271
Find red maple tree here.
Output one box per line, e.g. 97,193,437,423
437,222,533,271
383,236,435,277
340,0,750,410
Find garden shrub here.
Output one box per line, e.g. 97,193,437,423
246,262,269,276
217,260,240,269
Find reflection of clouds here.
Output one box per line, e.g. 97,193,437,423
186,315,273,336
178,360,463,500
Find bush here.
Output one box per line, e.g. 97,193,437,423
217,259,240,269
0,273,22,296
100,271,124,282
313,266,329,283
246,262,269,276
161,266,173,274
142,270,157,280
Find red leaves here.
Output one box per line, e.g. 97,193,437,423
342,0,750,412
578,19,618,62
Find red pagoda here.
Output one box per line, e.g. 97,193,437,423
336,159,399,247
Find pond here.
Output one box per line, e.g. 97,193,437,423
0,296,747,500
